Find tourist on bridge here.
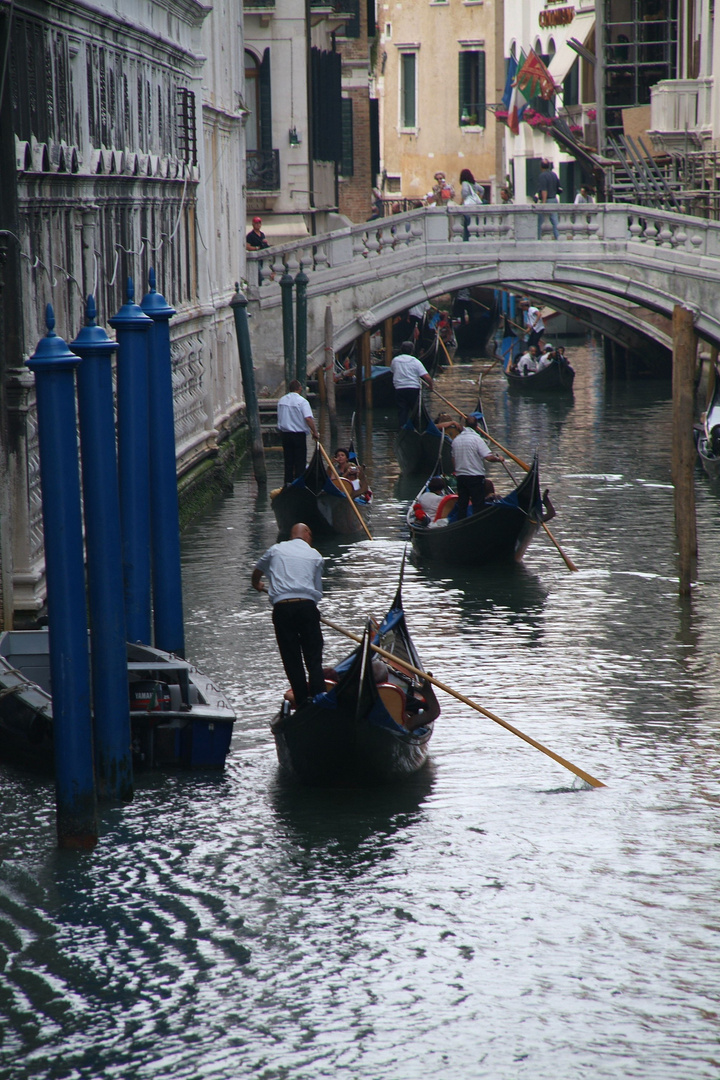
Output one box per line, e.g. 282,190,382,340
535,159,561,240
251,523,325,711
391,342,433,426
277,379,319,486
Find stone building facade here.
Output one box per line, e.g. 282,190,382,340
0,0,247,623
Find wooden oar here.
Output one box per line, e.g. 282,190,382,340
437,332,454,367
429,386,578,572
317,441,373,541
320,615,605,789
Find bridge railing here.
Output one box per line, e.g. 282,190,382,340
246,204,720,294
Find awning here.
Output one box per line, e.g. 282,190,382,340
548,12,595,87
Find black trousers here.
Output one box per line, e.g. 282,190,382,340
272,600,325,704
395,387,420,427
281,431,308,485
456,474,486,518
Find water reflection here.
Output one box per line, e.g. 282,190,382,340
268,766,436,876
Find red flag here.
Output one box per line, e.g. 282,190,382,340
516,49,558,100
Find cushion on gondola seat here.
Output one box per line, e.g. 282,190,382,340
377,683,407,726
434,494,458,521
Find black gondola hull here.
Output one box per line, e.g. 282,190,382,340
506,361,575,393
271,446,370,539
272,708,434,785
269,588,440,786
408,456,542,566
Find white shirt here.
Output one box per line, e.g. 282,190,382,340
418,490,444,518
254,538,323,604
277,391,314,433
517,352,538,375
409,301,430,319
526,306,544,333
391,353,429,390
451,428,493,477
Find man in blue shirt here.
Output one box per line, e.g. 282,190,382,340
251,523,325,709
536,159,560,240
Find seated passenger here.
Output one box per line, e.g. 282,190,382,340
536,345,555,370
417,476,447,521
334,447,370,499
516,346,539,376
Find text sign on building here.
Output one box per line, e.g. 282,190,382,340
539,6,575,27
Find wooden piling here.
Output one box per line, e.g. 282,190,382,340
324,304,337,428
384,316,394,366
671,304,697,595
362,330,372,409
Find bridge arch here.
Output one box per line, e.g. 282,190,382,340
245,204,720,387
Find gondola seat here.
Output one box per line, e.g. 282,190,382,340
434,494,458,521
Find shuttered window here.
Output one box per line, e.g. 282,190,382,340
400,52,416,129
458,50,486,127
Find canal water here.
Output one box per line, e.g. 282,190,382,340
3,336,720,1079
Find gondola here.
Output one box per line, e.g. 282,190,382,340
0,630,236,772
406,454,543,565
506,357,575,393
696,366,720,479
499,332,575,393
271,443,371,539
394,396,454,475
269,571,440,785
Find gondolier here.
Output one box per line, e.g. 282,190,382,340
277,380,319,486
451,416,504,518
251,523,325,710
391,342,433,426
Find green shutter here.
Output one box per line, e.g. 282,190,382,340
401,54,415,128
259,48,272,153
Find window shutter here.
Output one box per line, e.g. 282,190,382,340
259,48,273,153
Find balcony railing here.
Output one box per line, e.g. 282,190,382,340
245,0,275,9
246,149,280,192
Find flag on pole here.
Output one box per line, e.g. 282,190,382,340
502,55,518,112
507,50,528,134
516,49,558,101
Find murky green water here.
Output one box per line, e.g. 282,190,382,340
2,336,720,1079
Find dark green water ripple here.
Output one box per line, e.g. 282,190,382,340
2,337,720,1079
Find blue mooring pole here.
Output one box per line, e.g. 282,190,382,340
110,279,153,645
72,297,134,803
141,269,185,657
27,306,97,850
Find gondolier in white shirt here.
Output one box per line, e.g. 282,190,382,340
277,380,319,486
390,341,433,426
525,304,545,350
251,523,325,710
450,416,504,519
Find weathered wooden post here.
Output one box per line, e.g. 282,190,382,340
230,283,267,486
672,304,697,596
141,269,185,657
324,304,337,430
110,278,154,645
384,316,394,366
361,330,372,409
295,262,308,388
27,306,97,849
280,265,295,391
72,297,133,803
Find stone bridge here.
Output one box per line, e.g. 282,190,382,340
245,203,720,386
